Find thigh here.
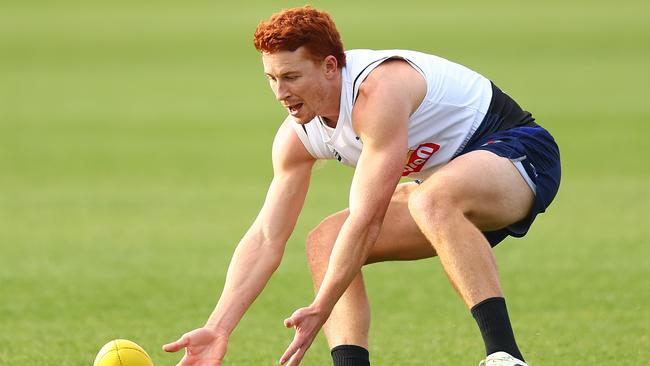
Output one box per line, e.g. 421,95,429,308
367,183,436,263
317,183,436,265
416,149,535,231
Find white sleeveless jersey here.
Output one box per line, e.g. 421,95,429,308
291,49,492,181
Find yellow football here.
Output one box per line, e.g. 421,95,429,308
93,339,155,366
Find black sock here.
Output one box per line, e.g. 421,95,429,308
471,297,525,362
331,345,370,366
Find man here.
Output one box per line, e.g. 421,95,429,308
163,6,560,366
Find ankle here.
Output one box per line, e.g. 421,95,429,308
331,344,370,366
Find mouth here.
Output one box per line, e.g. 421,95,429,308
287,103,303,116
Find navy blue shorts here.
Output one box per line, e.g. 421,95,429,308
456,125,561,246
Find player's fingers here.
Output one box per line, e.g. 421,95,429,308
279,340,301,365
163,335,190,352
286,347,306,366
284,317,294,328
174,352,189,366
284,311,304,328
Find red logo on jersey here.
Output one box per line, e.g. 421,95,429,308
402,143,440,176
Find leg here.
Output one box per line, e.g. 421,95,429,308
407,150,533,307
306,183,434,349
306,212,370,349
407,150,534,360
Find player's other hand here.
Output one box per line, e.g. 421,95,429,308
279,305,328,366
163,327,229,366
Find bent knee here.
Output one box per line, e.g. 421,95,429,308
407,178,465,222
305,209,349,267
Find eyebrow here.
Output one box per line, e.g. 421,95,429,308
265,71,300,78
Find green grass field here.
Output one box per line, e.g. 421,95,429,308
1,0,649,364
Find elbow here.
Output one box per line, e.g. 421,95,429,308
347,212,384,245
261,235,289,272
348,206,386,229
258,239,286,265
267,244,285,272
236,233,286,272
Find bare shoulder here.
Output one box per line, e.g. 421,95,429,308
364,58,424,84
352,59,426,140
357,59,427,112
271,117,316,173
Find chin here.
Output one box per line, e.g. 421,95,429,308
292,113,317,124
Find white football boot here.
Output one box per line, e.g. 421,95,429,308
478,351,529,366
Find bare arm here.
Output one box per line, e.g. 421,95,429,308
205,118,316,334
164,117,315,365
312,60,426,312
280,60,426,365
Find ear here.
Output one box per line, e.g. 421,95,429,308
322,55,338,78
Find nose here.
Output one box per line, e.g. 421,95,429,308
274,80,291,102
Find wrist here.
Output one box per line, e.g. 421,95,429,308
310,297,334,317
204,320,234,337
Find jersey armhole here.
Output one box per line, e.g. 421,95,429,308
288,116,335,160
352,55,427,107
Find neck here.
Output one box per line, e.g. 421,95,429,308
319,70,342,128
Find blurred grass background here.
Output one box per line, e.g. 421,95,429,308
1,0,649,364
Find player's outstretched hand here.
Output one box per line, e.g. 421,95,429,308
279,306,328,366
163,327,229,366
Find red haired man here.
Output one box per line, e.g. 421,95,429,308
164,6,560,366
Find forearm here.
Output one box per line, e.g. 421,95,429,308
204,235,285,334
202,167,310,334
312,216,381,312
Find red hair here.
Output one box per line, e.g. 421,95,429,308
253,6,346,68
